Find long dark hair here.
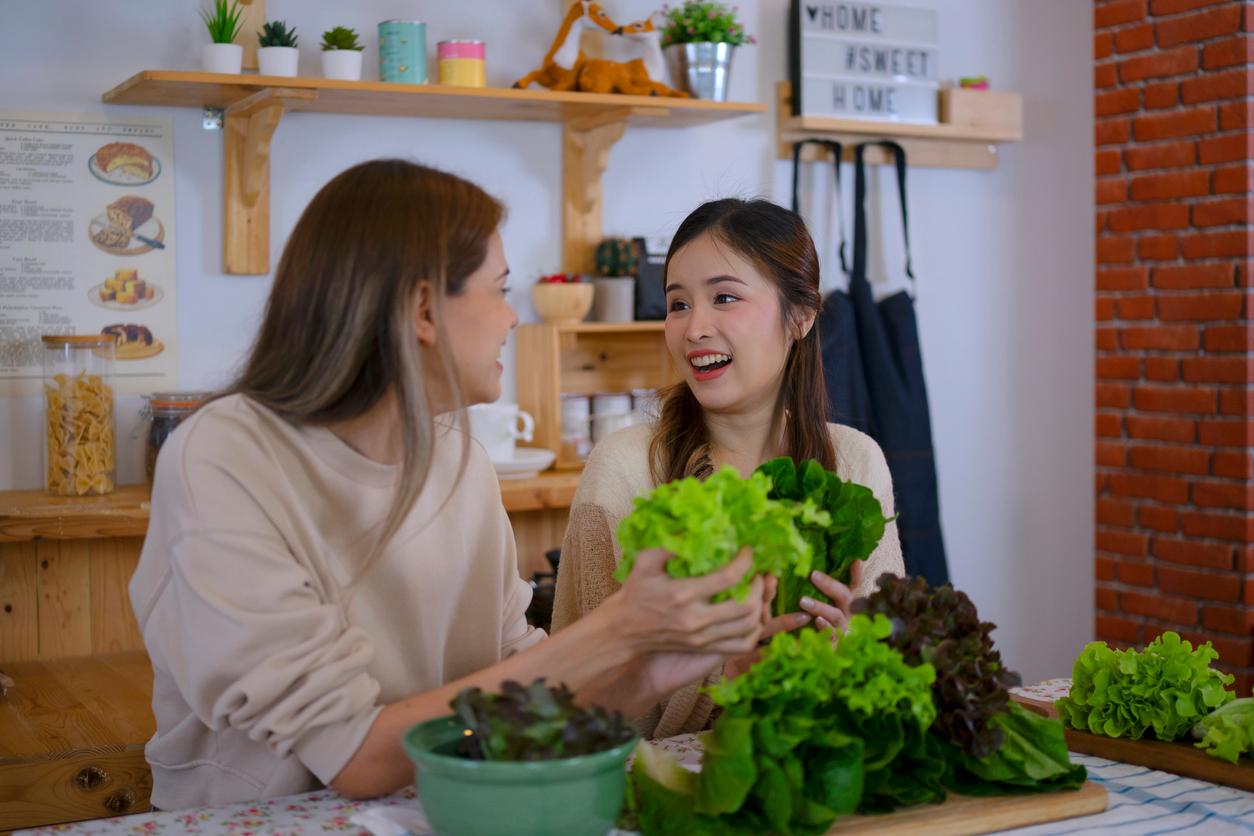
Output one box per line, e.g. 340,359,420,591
222,159,504,574
649,198,835,484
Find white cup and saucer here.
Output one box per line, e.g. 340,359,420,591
467,402,556,479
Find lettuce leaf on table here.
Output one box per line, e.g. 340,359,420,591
1193,697,1254,765
613,467,828,601
755,457,892,615
1056,632,1235,742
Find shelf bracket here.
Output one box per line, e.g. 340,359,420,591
222,88,317,275
561,108,634,274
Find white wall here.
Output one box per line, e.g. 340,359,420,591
0,0,1093,682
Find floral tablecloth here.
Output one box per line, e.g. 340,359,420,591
21,681,1254,836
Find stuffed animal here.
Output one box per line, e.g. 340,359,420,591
513,0,622,91
576,15,690,98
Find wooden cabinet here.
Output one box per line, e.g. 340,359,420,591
0,653,155,830
515,322,678,470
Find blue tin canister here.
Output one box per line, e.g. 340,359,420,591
378,20,427,83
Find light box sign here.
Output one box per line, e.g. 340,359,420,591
790,1,941,124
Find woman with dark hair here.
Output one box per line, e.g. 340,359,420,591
128,162,768,809
552,198,904,738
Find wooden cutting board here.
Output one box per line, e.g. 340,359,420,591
826,781,1108,835
1012,693,1254,792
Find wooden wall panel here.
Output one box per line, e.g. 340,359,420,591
510,508,570,581
35,541,91,659
88,538,143,654
0,541,39,662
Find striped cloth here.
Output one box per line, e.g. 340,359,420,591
1007,753,1254,835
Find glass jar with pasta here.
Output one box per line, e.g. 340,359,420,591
41,335,117,496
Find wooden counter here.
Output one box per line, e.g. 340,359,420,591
0,653,154,830
0,471,578,664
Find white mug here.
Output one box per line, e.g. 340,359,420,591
468,402,535,462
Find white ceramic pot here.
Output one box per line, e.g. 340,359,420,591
257,46,299,77
202,42,244,74
322,49,364,81
592,277,636,323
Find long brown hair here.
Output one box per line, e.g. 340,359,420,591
649,198,835,484
222,159,504,575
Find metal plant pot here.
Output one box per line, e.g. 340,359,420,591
664,42,735,101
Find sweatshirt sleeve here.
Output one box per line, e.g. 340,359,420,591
150,447,384,787
847,433,906,599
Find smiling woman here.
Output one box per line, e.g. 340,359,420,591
552,198,905,739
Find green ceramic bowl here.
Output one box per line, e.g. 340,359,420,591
401,715,637,836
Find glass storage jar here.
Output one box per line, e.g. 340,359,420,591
41,335,117,496
140,392,209,482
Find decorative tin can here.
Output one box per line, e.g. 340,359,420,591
438,40,486,88
378,20,427,83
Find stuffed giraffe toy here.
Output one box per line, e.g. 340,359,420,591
576,14,689,97
512,0,623,91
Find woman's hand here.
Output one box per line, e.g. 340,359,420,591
799,560,864,631
601,547,766,658
722,561,867,680
722,574,810,680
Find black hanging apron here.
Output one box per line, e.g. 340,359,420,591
791,138,950,587
790,140,874,435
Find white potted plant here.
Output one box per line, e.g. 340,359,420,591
660,1,756,101
321,26,365,81
592,237,638,323
257,20,299,77
200,0,245,74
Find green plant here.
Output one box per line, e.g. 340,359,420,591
755,457,892,614
595,237,639,277
853,574,1022,759
320,25,363,52
660,1,757,47
200,0,245,44
1057,632,1235,741
1194,698,1254,764
258,20,298,48
451,679,633,761
613,467,829,602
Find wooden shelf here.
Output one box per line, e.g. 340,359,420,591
102,71,765,275
516,322,676,470
104,71,765,127
777,81,1023,170
0,472,581,543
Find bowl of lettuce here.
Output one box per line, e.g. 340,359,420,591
402,680,636,836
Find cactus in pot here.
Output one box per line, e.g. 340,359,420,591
594,237,639,278
257,20,299,77
593,238,639,322
320,26,365,80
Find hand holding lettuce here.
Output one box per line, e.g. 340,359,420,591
613,460,892,613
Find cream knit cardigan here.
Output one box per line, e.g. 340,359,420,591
551,422,906,739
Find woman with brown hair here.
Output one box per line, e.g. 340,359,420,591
551,198,905,738
128,161,768,809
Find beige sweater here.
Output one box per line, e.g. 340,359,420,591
551,422,905,739
129,395,543,810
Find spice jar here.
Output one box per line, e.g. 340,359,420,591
140,392,209,482
42,335,117,496
437,40,486,87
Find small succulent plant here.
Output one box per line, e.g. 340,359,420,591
320,26,364,52
258,20,298,48
200,0,245,44
594,237,639,277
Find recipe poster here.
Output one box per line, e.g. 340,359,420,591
0,110,176,396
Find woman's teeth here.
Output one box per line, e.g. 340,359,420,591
691,353,731,368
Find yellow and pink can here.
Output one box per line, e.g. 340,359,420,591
437,40,486,88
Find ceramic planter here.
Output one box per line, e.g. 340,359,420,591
321,49,363,81
202,42,244,74
257,46,299,77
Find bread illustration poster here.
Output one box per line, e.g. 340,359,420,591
0,112,175,395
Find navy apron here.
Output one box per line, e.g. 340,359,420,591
791,139,950,586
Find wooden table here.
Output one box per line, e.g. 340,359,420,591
0,471,579,664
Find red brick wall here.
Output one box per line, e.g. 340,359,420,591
1094,0,1252,695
